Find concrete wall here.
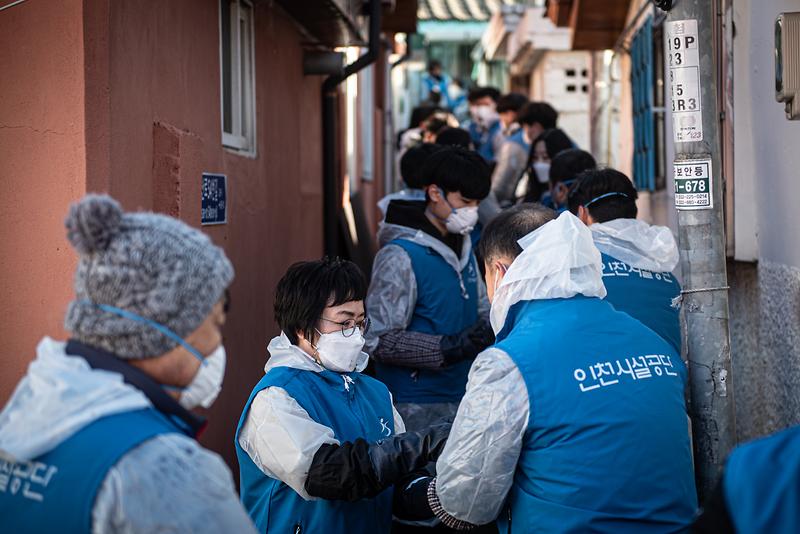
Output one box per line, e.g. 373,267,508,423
586,0,800,443
0,0,86,403
528,51,592,149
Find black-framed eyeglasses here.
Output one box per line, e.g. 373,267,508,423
319,317,371,337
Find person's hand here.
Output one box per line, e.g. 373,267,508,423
441,319,495,366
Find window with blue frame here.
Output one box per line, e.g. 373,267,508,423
631,17,667,192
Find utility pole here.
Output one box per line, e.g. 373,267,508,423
663,0,736,502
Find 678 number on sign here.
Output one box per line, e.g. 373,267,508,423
674,160,713,210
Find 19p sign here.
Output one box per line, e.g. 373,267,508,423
667,20,703,143
674,159,712,210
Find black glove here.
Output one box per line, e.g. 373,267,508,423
440,319,496,366
393,473,435,521
304,423,452,502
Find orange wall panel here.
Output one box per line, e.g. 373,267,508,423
0,0,87,404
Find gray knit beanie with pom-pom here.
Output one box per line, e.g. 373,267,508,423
64,194,234,359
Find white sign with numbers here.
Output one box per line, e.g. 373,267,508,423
667,19,703,143
674,159,713,210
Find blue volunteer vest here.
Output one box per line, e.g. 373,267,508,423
374,239,479,404
600,252,682,353
0,408,183,533
469,221,483,254
468,121,501,163
494,297,697,533
506,128,530,153
235,365,396,534
478,121,502,163
724,425,800,532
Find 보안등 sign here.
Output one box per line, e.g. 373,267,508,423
674,159,712,210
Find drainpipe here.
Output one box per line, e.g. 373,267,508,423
391,33,413,70
322,0,383,257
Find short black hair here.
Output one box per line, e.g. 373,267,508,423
568,168,639,222
421,146,491,201
409,105,441,129
467,86,501,103
550,148,597,185
428,59,442,71
400,144,442,189
496,93,529,113
435,127,472,149
517,102,558,129
274,257,367,345
424,117,449,136
532,128,574,160
478,203,557,263
427,91,443,105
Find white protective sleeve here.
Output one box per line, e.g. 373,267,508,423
92,433,257,534
238,386,339,500
237,387,406,501
435,348,530,525
365,244,417,353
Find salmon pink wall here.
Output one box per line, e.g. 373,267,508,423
98,0,325,466
0,0,86,404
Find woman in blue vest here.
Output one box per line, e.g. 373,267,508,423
693,425,800,533
482,101,560,225
366,147,494,433
569,168,682,353
521,127,575,205
0,194,256,533
235,258,449,533
402,205,697,532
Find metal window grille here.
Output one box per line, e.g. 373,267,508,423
631,17,656,191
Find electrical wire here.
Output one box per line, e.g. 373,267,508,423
0,0,28,13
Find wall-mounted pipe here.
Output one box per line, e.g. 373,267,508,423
321,0,383,257
391,33,414,70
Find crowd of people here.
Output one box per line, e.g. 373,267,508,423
0,64,796,534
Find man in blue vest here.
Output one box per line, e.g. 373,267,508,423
693,425,800,533
397,204,697,531
421,60,454,109
0,194,256,533
235,258,450,533
569,168,682,353
366,146,494,432
464,87,502,164
495,93,529,140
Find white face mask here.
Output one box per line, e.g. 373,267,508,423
476,105,498,126
446,206,479,235
533,161,551,184
313,330,366,373
179,344,227,410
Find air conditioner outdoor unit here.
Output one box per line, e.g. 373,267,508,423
775,12,800,120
